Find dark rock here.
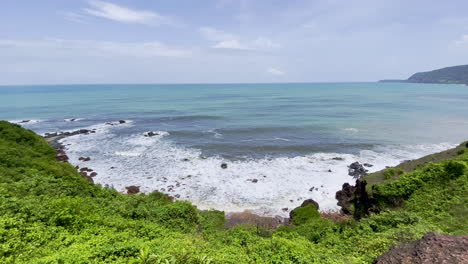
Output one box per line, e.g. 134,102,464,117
79,172,88,177
144,131,160,137
328,169,332,172
80,157,91,162
19,120,31,123
363,163,373,167
182,158,190,162
125,185,140,195
221,163,228,169
56,154,69,162
174,194,181,198
89,172,97,177
309,187,314,192
105,122,113,126
348,162,368,179
281,208,289,212
119,120,126,124
336,179,376,219
374,232,468,264
251,179,258,183
332,157,344,161
298,199,319,210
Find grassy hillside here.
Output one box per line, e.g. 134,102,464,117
0,121,467,263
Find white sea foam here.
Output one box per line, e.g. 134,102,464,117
60,124,456,217
343,127,359,133
10,119,44,125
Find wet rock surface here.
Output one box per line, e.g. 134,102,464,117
144,131,160,137
348,161,368,179
125,185,140,195
374,232,468,264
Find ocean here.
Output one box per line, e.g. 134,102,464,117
2,82,468,216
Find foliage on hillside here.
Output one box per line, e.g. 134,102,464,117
407,64,468,85
0,121,467,263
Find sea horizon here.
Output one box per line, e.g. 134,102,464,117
3,82,468,216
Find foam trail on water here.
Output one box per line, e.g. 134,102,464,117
60,124,455,217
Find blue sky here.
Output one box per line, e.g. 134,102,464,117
1,0,468,84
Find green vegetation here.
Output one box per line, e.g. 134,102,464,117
0,121,467,263
380,64,468,85
407,64,468,85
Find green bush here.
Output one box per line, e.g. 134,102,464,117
383,168,405,180
289,204,320,226
0,120,466,263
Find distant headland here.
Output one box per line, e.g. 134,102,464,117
380,64,468,85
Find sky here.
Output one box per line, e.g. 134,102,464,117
1,0,468,85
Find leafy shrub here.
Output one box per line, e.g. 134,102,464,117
289,204,320,226
0,121,467,263
383,168,404,180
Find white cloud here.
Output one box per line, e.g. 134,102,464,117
252,37,281,49
454,34,468,46
199,27,280,51
212,40,248,50
267,68,285,75
0,39,192,58
61,11,88,23
82,1,174,25
200,27,238,42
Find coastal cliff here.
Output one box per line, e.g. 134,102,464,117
0,120,467,263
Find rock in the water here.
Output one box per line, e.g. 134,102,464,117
125,186,140,195
18,120,30,123
119,120,126,124
363,163,373,167
251,179,258,183
90,172,97,177
332,157,344,161
80,157,91,162
348,161,368,179
221,163,228,169
144,131,160,137
374,232,468,264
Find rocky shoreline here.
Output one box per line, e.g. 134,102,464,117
42,121,466,228
42,121,382,226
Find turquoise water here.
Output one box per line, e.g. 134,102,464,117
2,82,468,158
1,82,467,214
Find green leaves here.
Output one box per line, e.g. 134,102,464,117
0,121,467,263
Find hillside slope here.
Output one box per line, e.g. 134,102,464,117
407,65,468,85
0,121,467,263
